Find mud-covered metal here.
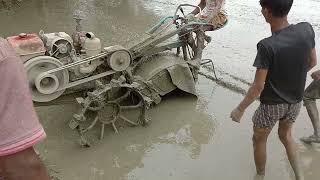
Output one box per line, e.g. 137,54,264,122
7,4,217,146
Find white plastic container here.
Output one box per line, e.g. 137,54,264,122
84,32,101,57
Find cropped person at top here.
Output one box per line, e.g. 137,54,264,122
0,37,50,180
188,0,228,31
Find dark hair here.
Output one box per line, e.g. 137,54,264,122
260,0,293,17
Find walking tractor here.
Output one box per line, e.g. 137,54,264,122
5,4,217,146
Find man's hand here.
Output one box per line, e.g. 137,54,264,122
230,107,244,123
311,70,320,80
230,68,267,124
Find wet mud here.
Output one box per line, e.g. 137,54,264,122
198,71,247,95
1,0,320,180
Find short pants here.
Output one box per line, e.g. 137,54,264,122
252,103,302,128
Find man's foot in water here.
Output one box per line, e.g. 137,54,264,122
300,134,320,143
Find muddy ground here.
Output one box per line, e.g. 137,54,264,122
1,0,320,180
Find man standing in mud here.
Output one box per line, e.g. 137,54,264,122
301,70,320,143
230,0,316,179
0,38,50,179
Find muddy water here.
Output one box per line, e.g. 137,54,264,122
1,0,320,180
0,0,157,47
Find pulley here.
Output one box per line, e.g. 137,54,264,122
107,50,131,71
24,56,69,102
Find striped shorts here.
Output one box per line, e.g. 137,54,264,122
252,103,302,128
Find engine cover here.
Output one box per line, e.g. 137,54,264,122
41,32,73,59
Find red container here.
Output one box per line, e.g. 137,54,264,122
6,33,46,62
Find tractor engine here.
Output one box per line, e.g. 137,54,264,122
6,31,131,102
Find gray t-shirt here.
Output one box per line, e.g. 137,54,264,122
253,22,315,104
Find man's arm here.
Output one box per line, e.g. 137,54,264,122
308,48,317,71
230,68,268,122
0,147,50,180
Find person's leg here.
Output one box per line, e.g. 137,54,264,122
253,127,272,175
278,120,304,180
301,81,320,143
252,104,277,175
304,99,320,136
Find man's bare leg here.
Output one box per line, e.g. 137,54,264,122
301,80,320,143
253,127,271,175
278,120,304,180
302,100,320,142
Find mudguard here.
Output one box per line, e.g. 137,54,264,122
133,53,197,96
